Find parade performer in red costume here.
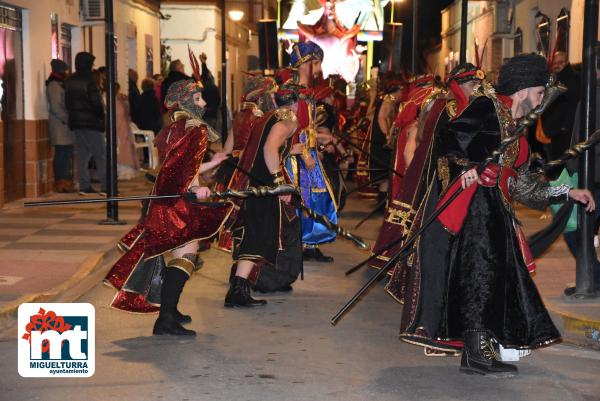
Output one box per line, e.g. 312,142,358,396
389,54,595,376
105,78,232,336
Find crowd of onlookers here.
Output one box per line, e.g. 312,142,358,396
46,50,221,195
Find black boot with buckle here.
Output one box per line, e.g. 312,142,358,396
224,276,267,308
459,330,518,377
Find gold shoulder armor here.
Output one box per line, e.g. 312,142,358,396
422,88,445,110
383,94,398,103
446,99,458,119
185,117,205,130
471,80,496,100
275,109,297,123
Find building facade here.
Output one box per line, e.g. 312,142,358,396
0,0,161,208
160,0,258,115
438,0,596,81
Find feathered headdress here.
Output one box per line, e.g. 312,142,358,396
187,45,204,90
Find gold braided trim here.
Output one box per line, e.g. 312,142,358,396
446,99,458,119
383,94,398,103
167,257,195,277
185,117,205,129
172,110,191,122
437,157,450,192
275,108,297,123
386,203,416,235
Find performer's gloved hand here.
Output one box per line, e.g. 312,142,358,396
190,186,212,200
461,168,480,189
569,189,596,212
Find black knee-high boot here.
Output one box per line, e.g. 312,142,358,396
153,257,196,336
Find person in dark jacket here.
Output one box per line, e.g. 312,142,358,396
46,59,76,193
542,51,581,179
128,68,141,125
199,52,221,131
64,51,107,195
136,78,162,134
160,59,189,109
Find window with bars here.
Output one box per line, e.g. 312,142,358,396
514,27,523,56
556,8,569,54
61,24,73,67
536,13,551,58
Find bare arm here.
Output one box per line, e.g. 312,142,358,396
378,101,393,136
403,121,419,167
263,120,296,174
198,152,227,174
223,127,234,154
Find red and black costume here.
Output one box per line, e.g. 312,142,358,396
216,75,279,254
216,101,267,252
229,106,302,293
388,55,571,375
370,75,437,270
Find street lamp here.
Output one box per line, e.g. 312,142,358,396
229,10,244,21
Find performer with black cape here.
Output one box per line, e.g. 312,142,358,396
228,84,302,300
389,54,595,376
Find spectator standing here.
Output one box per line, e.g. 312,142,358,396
160,59,188,108
136,78,162,134
542,51,581,178
152,73,163,105
46,59,76,193
115,83,139,180
64,51,107,195
199,52,221,132
128,68,141,125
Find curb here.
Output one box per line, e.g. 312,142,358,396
547,302,600,350
0,246,120,333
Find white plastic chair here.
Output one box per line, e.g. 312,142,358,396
130,122,159,170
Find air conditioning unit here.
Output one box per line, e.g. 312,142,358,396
81,0,105,21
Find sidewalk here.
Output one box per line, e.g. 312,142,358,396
517,206,600,349
0,177,151,326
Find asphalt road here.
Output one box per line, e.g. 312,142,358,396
1,197,599,401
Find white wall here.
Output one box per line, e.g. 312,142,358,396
160,3,253,110
160,4,220,76
114,0,161,87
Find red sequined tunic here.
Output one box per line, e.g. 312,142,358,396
105,114,233,313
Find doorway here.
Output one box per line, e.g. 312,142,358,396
0,5,24,202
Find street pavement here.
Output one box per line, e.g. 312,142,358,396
0,178,149,319
1,191,600,401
